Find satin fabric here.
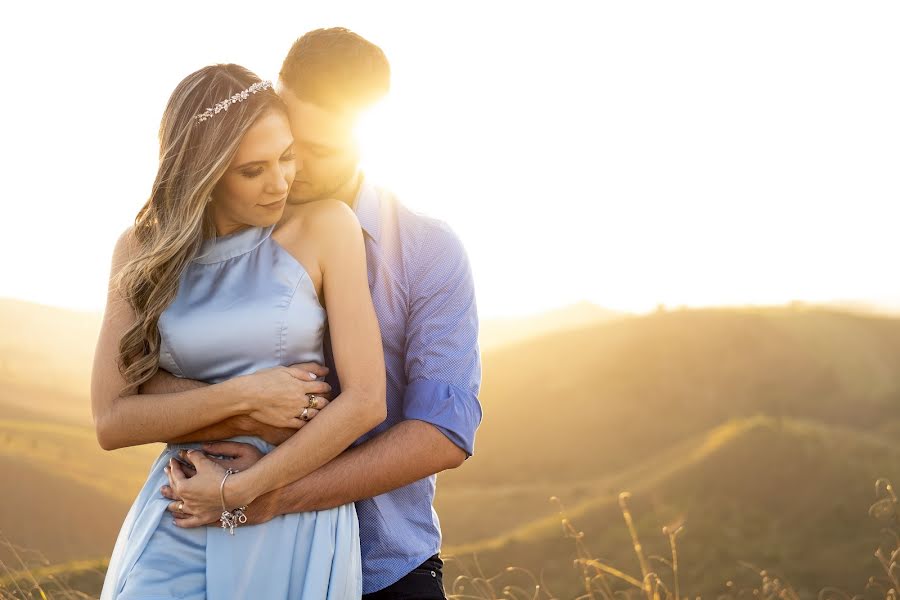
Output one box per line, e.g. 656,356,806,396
101,225,362,599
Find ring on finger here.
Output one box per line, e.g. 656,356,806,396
300,407,311,422
306,393,320,410
177,501,184,512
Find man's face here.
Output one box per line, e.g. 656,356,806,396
277,82,359,204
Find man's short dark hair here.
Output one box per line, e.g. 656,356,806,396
279,27,390,113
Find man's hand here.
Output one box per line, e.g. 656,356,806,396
202,441,266,472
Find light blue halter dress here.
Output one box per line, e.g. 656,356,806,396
101,225,362,600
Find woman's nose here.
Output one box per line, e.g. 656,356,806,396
268,169,290,194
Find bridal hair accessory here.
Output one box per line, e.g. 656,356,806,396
194,80,273,123
219,468,248,535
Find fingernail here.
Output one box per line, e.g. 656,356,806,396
308,372,317,380
164,466,169,472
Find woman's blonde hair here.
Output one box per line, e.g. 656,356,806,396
116,64,285,389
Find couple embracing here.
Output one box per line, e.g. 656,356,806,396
92,27,482,600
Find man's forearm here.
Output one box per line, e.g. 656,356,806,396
170,418,296,446
167,415,256,444
252,420,466,520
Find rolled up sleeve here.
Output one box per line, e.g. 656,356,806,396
402,223,483,457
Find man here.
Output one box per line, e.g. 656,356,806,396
154,28,482,599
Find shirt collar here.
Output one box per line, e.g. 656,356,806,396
351,177,381,243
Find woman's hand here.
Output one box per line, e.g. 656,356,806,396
165,449,255,528
163,444,275,527
239,365,332,429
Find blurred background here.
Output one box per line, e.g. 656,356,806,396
1,1,899,598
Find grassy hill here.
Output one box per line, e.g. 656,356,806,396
443,416,900,600
0,300,158,570
0,298,101,425
442,306,900,491
0,556,108,600
4,300,900,599
437,306,900,547
6,417,898,600
0,418,160,566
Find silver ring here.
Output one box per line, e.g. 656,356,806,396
300,407,311,422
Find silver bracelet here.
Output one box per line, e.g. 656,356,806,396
219,468,248,535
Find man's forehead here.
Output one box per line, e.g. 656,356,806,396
276,81,356,139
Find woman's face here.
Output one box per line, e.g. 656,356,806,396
210,109,296,236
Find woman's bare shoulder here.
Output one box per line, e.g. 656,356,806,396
111,225,140,266
282,200,362,251
301,199,358,230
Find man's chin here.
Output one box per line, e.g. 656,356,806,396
288,189,337,205
287,187,321,205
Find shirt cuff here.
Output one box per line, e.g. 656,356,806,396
402,379,482,457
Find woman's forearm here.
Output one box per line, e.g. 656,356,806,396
229,387,385,506
142,370,301,446
96,378,251,450
139,371,248,444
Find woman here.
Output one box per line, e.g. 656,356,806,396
92,64,385,599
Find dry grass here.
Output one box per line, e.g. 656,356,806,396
0,535,105,600
444,479,900,600
3,479,900,599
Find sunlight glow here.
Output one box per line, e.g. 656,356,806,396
2,1,898,318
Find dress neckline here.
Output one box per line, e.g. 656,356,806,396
194,225,275,264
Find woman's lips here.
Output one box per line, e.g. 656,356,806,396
260,197,287,209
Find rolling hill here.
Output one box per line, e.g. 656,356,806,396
0,298,101,425
442,416,900,600
4,299,900,599
0,418,161,567
441,306,900,490
8,416,899,600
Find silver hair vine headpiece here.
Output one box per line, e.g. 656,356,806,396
193,80,273,123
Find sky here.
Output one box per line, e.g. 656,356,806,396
1,1,898,318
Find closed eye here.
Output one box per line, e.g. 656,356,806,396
241,167,264,178
234,142,295,177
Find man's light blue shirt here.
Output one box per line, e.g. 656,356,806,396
323,180,483,594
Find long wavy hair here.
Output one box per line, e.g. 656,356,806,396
116,64,286,390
